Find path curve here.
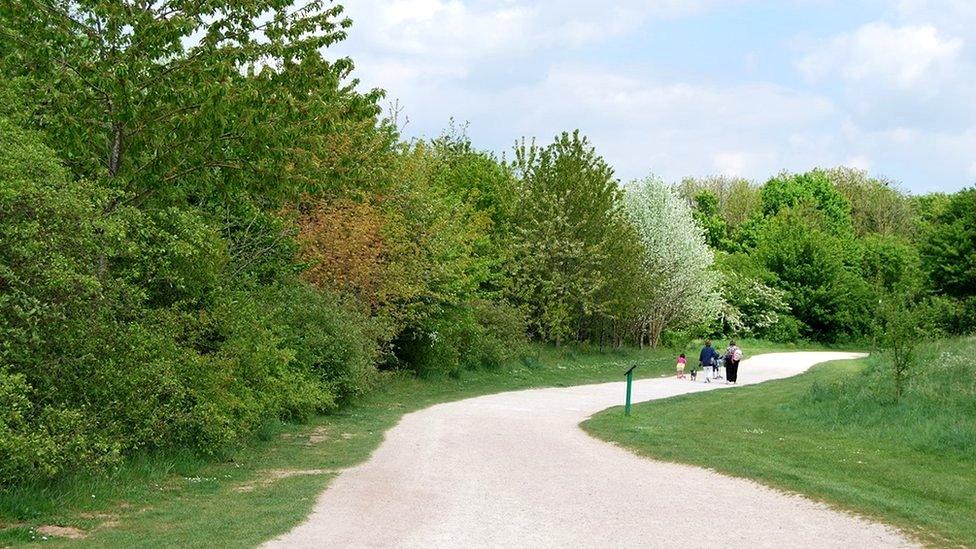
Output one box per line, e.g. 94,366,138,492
267,352,915,548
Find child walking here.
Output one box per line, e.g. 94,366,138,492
676,353,687,379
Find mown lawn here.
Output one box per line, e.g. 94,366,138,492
583,338,976,547
0,340,812,547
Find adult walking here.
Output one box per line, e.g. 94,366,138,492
698,340,721,383
725,340,743,384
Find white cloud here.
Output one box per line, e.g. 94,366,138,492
793,19,976,135
338,0,751,64
893,0,976,37
338,0,652,63
525,67,835,129
713,152,751,175
326,1,976,192
391,64,838,182
797,22,962,89
836,122,976,192
349,0,536,58
845,155,871,171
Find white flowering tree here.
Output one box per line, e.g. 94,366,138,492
623,176,722,348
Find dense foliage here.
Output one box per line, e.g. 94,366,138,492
0,0,972,486
623,177,721,348
508,131,630,345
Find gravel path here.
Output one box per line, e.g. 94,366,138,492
266,352,915,548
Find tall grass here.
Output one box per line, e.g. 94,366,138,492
793,336,976,460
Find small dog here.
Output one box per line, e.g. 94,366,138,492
689,368,697,381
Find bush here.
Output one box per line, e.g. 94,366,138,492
251,281,378,405
0,369,119,482
0,120,381,485
395,299,527,377
929,295,976,335
176,280,378,447
762,314,803,343
921,188,976,299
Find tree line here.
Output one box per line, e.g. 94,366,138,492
1,1,973,485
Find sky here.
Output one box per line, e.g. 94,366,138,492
329,0,976,193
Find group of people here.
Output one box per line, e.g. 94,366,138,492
675,340,743,384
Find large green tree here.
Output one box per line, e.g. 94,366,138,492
509,131,626,344
921,188,976,299
826,167,915,238
0,1,394,484
754,205,872,341
691,190,735,252
759,170,853,234
0,0,387,206
677,175,760,230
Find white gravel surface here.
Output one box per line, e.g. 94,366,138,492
266,352,916,548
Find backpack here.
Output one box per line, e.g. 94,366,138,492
732,347,743,362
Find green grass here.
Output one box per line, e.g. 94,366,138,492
1,340,804,547
583,337,976,547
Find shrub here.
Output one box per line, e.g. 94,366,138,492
395,299,527,377
179,280,379,445
0,369,119,482
253,281,378,405
929,295,976,336
0,119,381,484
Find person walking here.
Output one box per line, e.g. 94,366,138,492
698,340,720,383
676,353,687,379
725,340,743,384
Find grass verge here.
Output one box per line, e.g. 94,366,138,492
582,339,976,547
0,340,806,547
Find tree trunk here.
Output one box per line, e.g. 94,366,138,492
649,326,662,349
108,121,123,177
96,121,125,283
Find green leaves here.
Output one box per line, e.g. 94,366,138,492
921,188,976,299
0,0,383,205
760,169,853,235
508,131,627,344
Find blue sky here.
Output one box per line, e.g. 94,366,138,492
332,0,976,193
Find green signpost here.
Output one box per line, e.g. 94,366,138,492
623,364,637,416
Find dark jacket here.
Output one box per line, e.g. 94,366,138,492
699,345,719,366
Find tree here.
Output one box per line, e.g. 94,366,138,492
508,131,625,344
859,234,920,292
760,170,853,234
753,205,872,341
297,198,387,308
0,0,387,206
622,176,722,348
826,167,915,238
921,188,976,299
0,2,397,483
676,175,760,230
591,220,645,348
713,253,791,340
875,286,930,402
428,129,517,296
911,192,951,239
690,190,734,252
